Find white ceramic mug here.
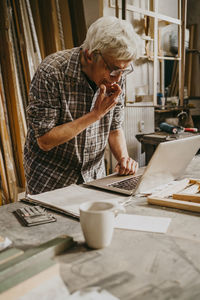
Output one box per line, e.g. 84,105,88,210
79,201,125,249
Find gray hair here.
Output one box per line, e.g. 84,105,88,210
82,16,140,61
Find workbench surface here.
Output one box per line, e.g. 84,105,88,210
1,156,200,299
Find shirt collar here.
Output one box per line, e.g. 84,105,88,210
65,47,85,82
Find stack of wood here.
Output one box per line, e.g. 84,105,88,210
169,24,197,98
148,178,200,213
168,60,179,96
185,24,196,97
0,0,86,204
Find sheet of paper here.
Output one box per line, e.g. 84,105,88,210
27,185,127,218
0,236,12,251
69,287,119,300
115,214,171,233
138,178,189,197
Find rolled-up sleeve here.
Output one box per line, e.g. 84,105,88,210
27,70,61,138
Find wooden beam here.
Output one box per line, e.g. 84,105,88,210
0,79,18,202
36,0,60,56
58,0,74,49
68,0,87,47
173,193,200,203
10,0,31,101
0,148,9,204
115,0,119,18
186,24,195,97
0,0,25,188
148,196,200,213
122,0,126,20
179,0,187,105
29,0,46,59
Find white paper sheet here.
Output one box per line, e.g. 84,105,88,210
115,214,171,233
0,236,12,252
69,287,119,300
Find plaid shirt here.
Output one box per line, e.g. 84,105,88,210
24,47,125,194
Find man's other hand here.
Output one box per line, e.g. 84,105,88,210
114,157,138,175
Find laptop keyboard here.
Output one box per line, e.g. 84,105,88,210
108,175,142,191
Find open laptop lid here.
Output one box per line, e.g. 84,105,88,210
85,135,200,195
136,135,200,194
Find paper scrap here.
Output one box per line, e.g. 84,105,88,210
0,236,12,252
69,287,119,299
115,214,171,233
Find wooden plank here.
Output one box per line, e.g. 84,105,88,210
169,60,178,96
29,0,46,59
55,0,65,50
0,85,18,203
0,235,74,283
10,0,31,101
186,24,195,97
0,0,25,188
19,0,41,76
122,0,126,20
7,6,28,136
115,0,119,18
36,0,61,56
147,196,200,213
179,0,187,106
113,3,182,25
50,0,63,51
68,0,87,47
58,0,73,49
189,178,200,185
173,193,200,203
0,189,2,206
153,1,158,105
0,248,24,266
0,148,9,204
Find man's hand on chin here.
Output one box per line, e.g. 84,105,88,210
114,157,138,175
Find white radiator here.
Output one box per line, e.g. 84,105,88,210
106,105,155,173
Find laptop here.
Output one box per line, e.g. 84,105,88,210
85,135,200,196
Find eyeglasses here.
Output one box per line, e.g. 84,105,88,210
98,52,134,77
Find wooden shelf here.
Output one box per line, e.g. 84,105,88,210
155,106,191,113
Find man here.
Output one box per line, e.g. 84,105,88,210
24,16,140,195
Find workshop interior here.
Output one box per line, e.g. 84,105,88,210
1,0,200,203
1,1,200,299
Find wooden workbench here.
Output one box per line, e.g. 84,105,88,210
137,131,200,164
0,155,200,299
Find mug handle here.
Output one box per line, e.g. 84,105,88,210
113,204,126,217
